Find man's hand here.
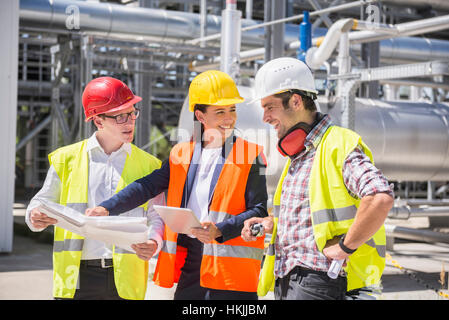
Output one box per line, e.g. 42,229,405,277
30,208,58,229
191,222,222,244
322,236,350,264
241,216,273,242
131,240,158,261
85,206,109,216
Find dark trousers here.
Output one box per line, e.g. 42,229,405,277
56,260,124,300
274,266,347,300
174,234,258,300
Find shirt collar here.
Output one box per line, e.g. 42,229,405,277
305,112,333,150
86,132,132,156
290,113,332,161
305,112,333,149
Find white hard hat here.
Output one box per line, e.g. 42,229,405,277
252,57,318,103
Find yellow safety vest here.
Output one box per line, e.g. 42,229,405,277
257,125,386,295
256,159,287,296
48,139,161,299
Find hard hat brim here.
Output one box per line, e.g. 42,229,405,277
85,95,142,122
189,96,245,112
249,88,319,105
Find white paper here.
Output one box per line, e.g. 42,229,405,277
37,199,149,253
327,259,344,279
153,205,201,235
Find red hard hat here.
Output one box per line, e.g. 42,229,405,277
82,77,142,122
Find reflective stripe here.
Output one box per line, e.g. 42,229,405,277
203,243,264,261
365,238,386,258
273,205,280,218
209,211,233,224
161,240,177,255
312,205,357,225
267,243,275,256
53,239,84,252
376,245,386,258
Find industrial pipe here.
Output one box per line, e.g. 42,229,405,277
385,224,449,244
389,206,449,219
305,18,354,70
406,199,449,207
349,14,449,44
297,11,312,62
19,0,270,47
220,0,241,80
305,14,449,70
383,0,449,12
21,1,449,66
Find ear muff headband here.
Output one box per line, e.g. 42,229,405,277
277,122,312,158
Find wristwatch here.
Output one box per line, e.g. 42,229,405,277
338,234,357,254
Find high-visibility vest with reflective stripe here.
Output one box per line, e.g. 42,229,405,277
258,125,386,293
49,140,161,299
310,125,386,291
256,158,288,296
153,138,265,292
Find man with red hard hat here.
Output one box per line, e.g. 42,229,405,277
25,77,165,300
242,57,394,300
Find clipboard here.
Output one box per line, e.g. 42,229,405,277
153,205,202,234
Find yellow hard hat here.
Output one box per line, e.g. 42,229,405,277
188,70,244,112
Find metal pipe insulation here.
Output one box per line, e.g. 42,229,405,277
19,0,299,47
389,206,449,219
385,224,449,244
406,199,449,207
323,97,449,182
191,34,449,72
306,18,354,70
192,24,449,72
21,0,449,66
291,34,449,64
348,14,449,44
220,0,241,80
304,15,449,70
383,0,449,12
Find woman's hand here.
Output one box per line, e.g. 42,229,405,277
191,222,222,244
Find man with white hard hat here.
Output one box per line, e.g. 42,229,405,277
242,57,394,300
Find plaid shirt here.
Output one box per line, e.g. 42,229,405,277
274,114,393,278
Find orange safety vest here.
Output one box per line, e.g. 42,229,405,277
153,137,265,292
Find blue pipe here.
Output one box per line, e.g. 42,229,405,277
297,11,311,63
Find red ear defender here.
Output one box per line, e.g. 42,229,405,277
277,122,312,157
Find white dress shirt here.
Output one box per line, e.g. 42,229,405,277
25,132,165,259
186,146,222,223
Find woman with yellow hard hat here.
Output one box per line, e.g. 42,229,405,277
86,70,268,300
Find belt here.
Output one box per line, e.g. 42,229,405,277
80,258,113,269
289,265,346,280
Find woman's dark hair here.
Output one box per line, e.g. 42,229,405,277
193,104,209,121
274,89,317,112
192,104,209,140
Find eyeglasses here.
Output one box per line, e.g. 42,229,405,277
101,108,140,124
